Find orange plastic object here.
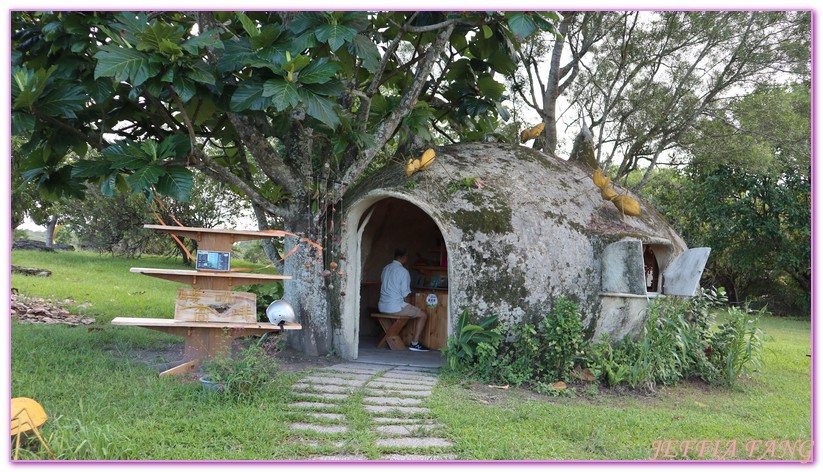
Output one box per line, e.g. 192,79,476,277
11,397,48,436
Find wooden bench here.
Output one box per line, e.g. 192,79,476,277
370,313,416,350
111,317,301,376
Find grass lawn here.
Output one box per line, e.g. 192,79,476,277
9,249,813,461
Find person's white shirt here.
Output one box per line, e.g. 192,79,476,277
379,260,410,313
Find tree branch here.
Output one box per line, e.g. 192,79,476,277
339,23,456,195
190,147,289,219
226,113,302,196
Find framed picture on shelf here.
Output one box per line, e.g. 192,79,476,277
429,276,448,289
195,250,231,271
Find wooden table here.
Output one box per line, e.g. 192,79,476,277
111,317,301,376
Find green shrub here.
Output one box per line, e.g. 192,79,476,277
539,296,585,382
200,340,279,400
585,289,765,391
709,305,765,385
445,297,585,389
443,309,504,372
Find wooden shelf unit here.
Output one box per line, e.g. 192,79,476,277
112,225,299,376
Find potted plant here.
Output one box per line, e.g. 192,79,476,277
199,340,279,396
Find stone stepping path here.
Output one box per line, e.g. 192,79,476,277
287,362,454,460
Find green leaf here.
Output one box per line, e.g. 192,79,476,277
21,167,45,183
303,81,345,97
287,12,326,35
11,66,54,110
252,24,282,51
476,76,505,101
185,62,216,86
125,165,165,193
298,88,340,129
235,12,260,37
157,135,192,160
11,112,35,134
230,80,268,112
181,28,224,54
155,166,193,202
218,38,255,74
103,141,151,170
297,58,340,84
263,78,300,112
482,25,494,39
36,84,87,118
94,45,161,87
112,12,149,38
506,12,538,41
100,171,119,197
84,78,115,105
172,76,196,102
71,160,114,178
349,34,380,73
315,24,357,51
137,22,185,55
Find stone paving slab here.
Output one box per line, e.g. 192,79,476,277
308,372,375,380
363,396,423,406
392,367,440,375
309,454,369,461
364,405,431,415
365,388,431,397
371,417,432,424
366,380,434,391
380,453,457,461
301,440,346,448
376,437,454,448
374,424,437,435
292,383,354,393
288,401,341,410
309,412,346,421
319,362,389,372
290,422,350,434
381,372,438,381
293,392,350,401
374,377,437,386
301,376,369,386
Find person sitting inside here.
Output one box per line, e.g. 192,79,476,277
378,248,430,352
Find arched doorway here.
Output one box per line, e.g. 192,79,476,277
352,197,448,365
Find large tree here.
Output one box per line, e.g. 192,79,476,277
511,11,810,184
640,84,811,310
11,11,555,355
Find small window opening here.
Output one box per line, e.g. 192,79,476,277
643,245,660,293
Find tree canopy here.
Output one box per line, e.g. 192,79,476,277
511,11,810,184
11,10,557,354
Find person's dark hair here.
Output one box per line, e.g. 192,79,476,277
394,248,407,259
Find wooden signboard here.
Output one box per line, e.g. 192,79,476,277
174,288,256,323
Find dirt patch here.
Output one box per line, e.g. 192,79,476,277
10,293,96,326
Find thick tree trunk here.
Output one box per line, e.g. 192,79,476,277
44,215,58,248
281,233,333,356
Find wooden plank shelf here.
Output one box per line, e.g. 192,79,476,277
143,225,287,251
111,317,301,331
112,317,301,377
130,268,290,290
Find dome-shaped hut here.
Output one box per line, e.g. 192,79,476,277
332,143,709,360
